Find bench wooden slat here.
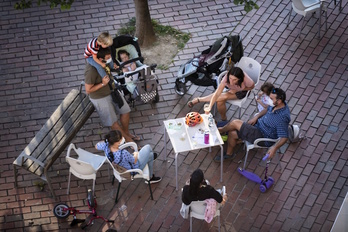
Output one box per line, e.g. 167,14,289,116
32,97,94,176
13,86,95,199
20,89,80,156
21,94,93,175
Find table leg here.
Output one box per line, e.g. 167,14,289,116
175,152,178,190
164,125,167,161
220,145,223,182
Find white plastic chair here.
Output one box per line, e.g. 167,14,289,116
189,186,226,232
241,138,282,170
106,142,153,204
287,0,328,38
66,143,106,195
216,57,261,118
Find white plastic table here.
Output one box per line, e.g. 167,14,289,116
163,114,224,190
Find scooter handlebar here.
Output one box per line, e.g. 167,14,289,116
263,153,270,161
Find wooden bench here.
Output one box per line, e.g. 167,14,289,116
13,85,95,199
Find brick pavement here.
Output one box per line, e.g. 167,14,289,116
0,0,347,231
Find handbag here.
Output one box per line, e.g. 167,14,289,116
109,150,133,179
135,75,158,103
108,82,124,108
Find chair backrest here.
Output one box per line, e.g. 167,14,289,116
189,199,221,223
66,156,97,176
66,143,106,171
106,142,150,182
236,57,261,87
292,0,306,11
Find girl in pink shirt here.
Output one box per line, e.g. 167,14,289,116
187,66,255,121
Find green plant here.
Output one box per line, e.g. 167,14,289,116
33,181,45,191
15,0,74,10
118,18,190,53
233,0,259,13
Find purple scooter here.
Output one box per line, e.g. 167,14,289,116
237,153,274,192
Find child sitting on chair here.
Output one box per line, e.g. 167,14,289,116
256,82,274,112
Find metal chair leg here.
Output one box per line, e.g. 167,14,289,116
190,216,193,232
115,182,121,204
287,7,292,26
148,180,154,200
67,172,71,195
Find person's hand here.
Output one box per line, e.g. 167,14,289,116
221,194,228,205
133,151,139,157
102,75,110,85
256,98,261,103
248,117,257,125
101,63,106,68
267,146,277,159
113,63,118,69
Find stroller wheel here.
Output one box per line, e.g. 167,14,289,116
175,80,186,96
153,90,160,103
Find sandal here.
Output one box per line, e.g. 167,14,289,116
187,98,200,108
130,134,142,141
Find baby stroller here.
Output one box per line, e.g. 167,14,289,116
111,35,159,105
175,34,244,96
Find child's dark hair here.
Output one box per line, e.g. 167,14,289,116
226,67,244,87
260,82,274,95
104,130,122,145
97,47,112,59
118,49,130,61
189,169,205,197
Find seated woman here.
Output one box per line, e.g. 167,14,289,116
95,130,161,184
182,169,227,205
187,66,255,122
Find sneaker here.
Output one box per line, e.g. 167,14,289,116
214,153,236,162
146,175,162,184
154,152,158,160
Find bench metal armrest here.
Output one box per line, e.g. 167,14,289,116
17,154,45,168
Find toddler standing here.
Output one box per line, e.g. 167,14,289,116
256,82,274,112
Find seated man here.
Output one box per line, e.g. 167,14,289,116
215,88,290,161
84,47,136,143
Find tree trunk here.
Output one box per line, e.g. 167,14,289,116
134,0,156,47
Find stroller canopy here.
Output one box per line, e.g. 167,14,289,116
111,35,143,66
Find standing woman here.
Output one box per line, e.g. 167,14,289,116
187,67,255,122
95,130,161,184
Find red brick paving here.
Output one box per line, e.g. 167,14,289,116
1,0,347,231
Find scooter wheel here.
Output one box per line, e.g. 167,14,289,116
175,81,186,96
53,203,70,219
259,184,267,193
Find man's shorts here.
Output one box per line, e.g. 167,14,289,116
90,94,131,127
237,122,264,143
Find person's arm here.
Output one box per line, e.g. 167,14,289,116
267,137,288,159
248,107,268,125
205,76,226,114
130,62,136,71
85,76,109,94
132,151,139,164
95,141,106,151
92,53,106,68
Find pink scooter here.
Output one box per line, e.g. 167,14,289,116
237,154,274,192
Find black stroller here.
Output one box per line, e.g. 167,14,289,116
110,35,159,105
174,34,244,95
